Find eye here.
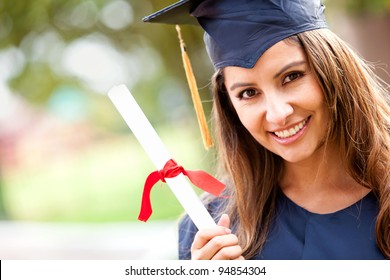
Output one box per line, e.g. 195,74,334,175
238,88,258,100
282,72,303,85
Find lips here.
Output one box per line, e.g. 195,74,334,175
272,117,309,139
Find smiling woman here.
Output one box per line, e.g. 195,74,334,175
144,0,390,260
208,28,390,260
224,38,329,164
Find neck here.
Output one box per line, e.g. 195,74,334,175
280,143,343,189
279,143,369,214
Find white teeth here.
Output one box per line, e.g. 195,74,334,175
274,119,307,139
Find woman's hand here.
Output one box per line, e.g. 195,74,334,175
191,214,245,260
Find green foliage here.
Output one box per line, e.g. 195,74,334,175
9,63,70,103
336,0,390,14
0,0,210,113
3,125,212,222
0,0,216,222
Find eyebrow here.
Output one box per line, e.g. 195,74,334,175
229,60,307,92
229,82,257,92
273,60,306,79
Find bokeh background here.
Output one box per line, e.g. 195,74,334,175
0,0,389,259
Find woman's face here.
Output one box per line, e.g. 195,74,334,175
224,39,329,164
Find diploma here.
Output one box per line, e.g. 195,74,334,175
108,84,219,229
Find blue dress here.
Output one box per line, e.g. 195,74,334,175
178,191,385,259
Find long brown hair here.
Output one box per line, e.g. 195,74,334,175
211,28,390,259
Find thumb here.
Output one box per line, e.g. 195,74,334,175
217,213,230,229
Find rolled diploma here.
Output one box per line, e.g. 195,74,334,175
108,84,216,229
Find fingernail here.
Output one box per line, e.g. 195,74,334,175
225,228,231,234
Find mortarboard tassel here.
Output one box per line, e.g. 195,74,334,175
176,25,213,150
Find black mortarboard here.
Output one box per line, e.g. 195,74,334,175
144,0,328,69
143,0,328,150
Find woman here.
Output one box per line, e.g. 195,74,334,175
145,0,390,259
183,29,390,260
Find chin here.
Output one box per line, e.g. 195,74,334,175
275,150,314,164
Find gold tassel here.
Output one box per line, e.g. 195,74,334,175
176,25,213,150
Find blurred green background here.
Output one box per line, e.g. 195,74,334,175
0,0,389,259
0,0,215,224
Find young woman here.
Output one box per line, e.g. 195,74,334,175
180,29,390,260
144,0,390,259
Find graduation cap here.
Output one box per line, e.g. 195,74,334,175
143,0,328,148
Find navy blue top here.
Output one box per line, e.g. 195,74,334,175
178,191,385,259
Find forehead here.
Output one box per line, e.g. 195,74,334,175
223,39,306,81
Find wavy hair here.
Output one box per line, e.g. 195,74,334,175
211,28,390,259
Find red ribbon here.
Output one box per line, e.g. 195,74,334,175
138,159,225,222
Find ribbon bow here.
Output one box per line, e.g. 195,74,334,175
138,159,225,222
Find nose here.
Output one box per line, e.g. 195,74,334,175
265,94,294,125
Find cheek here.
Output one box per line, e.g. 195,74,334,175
229,99,256,130
295,79,326,113
306,79,325,105
233,105,264,136
302,85,330,134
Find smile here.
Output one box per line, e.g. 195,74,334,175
273,118,309,139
